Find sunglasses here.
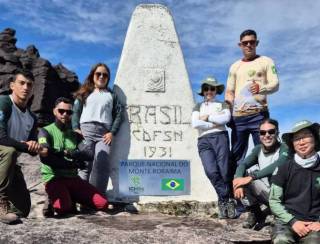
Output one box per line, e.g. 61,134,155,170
241,40,257,46
203,86,216,92
94,72,109,78
259,129,276,136
57,109,73,116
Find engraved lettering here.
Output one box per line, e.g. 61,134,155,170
159,106,171,124
128,105,141,124
145,106,156,124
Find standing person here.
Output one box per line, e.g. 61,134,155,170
233,118,289,230
0,69,40,224
38,97,108,216
225,29,280,169
72,63,122,196
192,76,236,219
270,120,320,243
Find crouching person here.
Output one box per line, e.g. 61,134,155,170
233,118,289,230
38,97,108,216
0,69,40,224
270,120,320,243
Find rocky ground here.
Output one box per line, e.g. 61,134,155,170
0,154,272,244
0,212,272,244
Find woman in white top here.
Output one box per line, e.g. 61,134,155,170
72,63,122,196
192,76,235,219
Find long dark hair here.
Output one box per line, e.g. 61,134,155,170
74,63,110,104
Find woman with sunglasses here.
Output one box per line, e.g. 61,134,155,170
72,63,123,197
192,76,236,219
233,118,289,230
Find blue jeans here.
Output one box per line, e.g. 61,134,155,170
197,131,232,201
230,111,269,169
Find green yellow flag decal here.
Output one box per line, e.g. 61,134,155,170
161,178,184,191
38,137,47,144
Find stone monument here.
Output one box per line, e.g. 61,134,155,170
109,4,217,203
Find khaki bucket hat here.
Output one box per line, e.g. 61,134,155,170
282,120,320,151
197,76,225,96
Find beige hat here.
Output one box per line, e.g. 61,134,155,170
197,76,225,96
282,120,320,151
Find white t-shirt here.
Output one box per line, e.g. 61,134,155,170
80,90,113,128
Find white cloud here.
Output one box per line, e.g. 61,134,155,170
0,0,319,108
0,0,134,45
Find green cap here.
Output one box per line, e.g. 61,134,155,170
282,120,320,151
197,76,225,96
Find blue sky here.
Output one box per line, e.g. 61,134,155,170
0,0,319,134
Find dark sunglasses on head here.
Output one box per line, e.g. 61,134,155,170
94,72,109,78
203,86,216,92
241,40,257,46
259,129,276,136
57,109,73,116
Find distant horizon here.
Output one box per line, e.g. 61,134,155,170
0,0,319,137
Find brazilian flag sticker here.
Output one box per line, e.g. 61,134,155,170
161,178,184,191
38,137,47,144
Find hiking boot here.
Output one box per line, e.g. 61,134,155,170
0,199,19,224
243,205,266,230
242,211,257,228
226,199,237,219
217,201,228,219
253,208,268,231
124,203,139,214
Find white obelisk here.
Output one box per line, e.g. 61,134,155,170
109,4,217,203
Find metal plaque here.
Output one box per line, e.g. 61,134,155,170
119,159,190,196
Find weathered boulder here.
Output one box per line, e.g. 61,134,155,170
0,28,17,52
0,28,80,125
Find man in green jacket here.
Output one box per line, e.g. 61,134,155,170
233,118,289,230
38,97,108,216
270,120,320,243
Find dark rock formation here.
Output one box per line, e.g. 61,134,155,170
0,28,80,125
